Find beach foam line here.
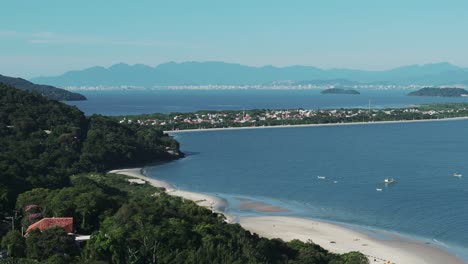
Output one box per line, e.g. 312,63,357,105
164,116,468,134
108,168,234,223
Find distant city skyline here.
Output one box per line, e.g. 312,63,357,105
1,0,468,78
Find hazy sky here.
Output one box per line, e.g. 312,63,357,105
1,0,468,78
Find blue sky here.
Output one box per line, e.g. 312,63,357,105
1,0,468,78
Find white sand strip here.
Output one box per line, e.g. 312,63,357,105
108,168,234,222
239,216,465,264
165,116,468,134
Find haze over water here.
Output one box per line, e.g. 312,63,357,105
66,89,468,116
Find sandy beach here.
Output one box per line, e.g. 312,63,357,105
240,216,464,264
165,116,468,134
110,168,465,264
108,168,234,222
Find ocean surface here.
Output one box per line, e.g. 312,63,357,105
67,89,468,260
145,121,468,261
66,89,468,116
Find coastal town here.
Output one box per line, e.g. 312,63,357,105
117,103,468,131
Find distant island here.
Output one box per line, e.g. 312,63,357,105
321,88,360,95
0,74,86,101
408,87,468,97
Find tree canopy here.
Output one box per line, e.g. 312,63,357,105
0,83,180,216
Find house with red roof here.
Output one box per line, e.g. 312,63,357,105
25,217,74,236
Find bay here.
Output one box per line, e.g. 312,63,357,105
67,89,468,260
145,120,468,260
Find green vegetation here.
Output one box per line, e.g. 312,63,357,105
0,74,86,101
321,88,360,95
26,227,78,261
0,83,181,215
0,83,368,263
1,231,25,258
408,87,468,97
4,173,368,263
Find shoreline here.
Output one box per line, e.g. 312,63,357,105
240,216,464,264
108,168,235,223
164,116,468,134
109,168,465,264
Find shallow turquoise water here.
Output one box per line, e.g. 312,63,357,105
145,120,468,261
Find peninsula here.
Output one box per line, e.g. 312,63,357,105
116,103,468,132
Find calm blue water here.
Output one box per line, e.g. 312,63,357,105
145,120,468,261
67,90,468,260
66,89,468,116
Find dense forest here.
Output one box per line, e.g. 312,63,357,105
0,74,86,101
0,83,181,215
2,173,368,263
0,84,367,263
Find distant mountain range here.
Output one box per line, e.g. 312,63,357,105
30,61,468,87
0,74,86,101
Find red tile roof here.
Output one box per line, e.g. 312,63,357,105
26,217,74,234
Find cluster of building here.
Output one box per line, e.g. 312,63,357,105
118,109,369,127
117,106,468,129
400,107,463,115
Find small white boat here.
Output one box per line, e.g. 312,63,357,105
384,178,395,184
376,188,383,192
317,176,326,180
333,181,338,183
453,173,462,177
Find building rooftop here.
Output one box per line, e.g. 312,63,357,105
26,217,74,235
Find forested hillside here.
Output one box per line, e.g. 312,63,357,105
0,74,86,101
0,83,181,214
2,173,368,263
0,84,367,263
